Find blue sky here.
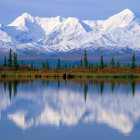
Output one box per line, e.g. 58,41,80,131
0,0,140,24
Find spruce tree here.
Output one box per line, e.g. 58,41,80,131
100,56,104,69
64,63,67,71
16,54,18,70
3,56,7,67
13,53,16,68
46,60,49,70
69,64,71,70
111,57,115,68
56,58,60,70
131,54,136,69
91,64,94,69
80,59,83,68
21,60,24,66
13,53,18,70
42,62,45,69
84,50,88,69
8,49,12,67
117,61,120,69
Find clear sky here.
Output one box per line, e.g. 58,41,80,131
0,0,140,24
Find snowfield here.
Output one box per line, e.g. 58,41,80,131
0,9,140,59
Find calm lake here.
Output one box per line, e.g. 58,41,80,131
0,79,140,140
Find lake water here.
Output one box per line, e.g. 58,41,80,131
0,79,140,140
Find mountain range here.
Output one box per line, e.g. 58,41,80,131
0,9,140,61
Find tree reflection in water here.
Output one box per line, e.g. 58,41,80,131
0,78,140,135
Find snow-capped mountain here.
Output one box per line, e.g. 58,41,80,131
0,9,140,60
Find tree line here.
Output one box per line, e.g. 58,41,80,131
3,49,18,70
1,49,138,72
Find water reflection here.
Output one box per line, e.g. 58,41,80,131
131,81,136,96
84,83,88,101
0,79,140,135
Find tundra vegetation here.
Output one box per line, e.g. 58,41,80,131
0,49,140,78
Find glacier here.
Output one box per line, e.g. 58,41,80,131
0,9,140,60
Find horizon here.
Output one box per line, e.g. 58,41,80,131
0,0,140,24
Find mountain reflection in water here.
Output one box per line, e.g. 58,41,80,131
0,79,140,135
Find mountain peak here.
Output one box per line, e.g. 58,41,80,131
8,13,34,27
99,9,135,31
118,9,135,18
20,13,33,19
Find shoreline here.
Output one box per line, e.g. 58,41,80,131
0,71,140,79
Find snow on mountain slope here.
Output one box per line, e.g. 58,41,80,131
0,9,140,58
0,25,14,43
8,13,34,30
98,9,136,32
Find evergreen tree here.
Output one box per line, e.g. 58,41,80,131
131,54,136,69
117,61,120,69
100,56,104,69
110,57,115,68
56,58,60,70
84,50,88,69
91,64,94,69
46,60,49,70
3,56,7,67
64,63,67,71
69,64,71,70
80,59,83,68
21,60,24,66
8,49,12,67
42,62,45,69
13,52,18,70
